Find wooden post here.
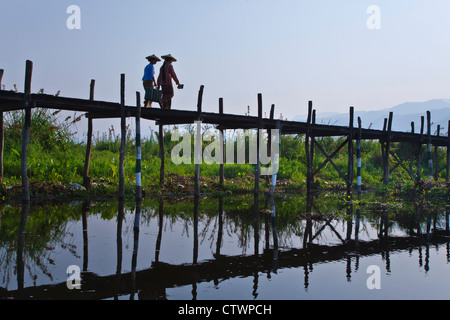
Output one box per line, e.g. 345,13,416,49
194,86,204,197
357,116,362,198
219,98,224,186
409,122,415,175
267,104,275,189
382,112,393,185
434,125,440,181
347,107,354,196
305,101,313,195
416,116,425,182
118,74,126,200
135,91,142,200
22,60,33,202
83,79,95,189
268,104,275,159
0,69,3,184
159,123,165,186
447,120,450,182
311,109,316,185
255,93,262,196
427,111,433,180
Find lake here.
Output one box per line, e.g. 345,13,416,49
0,191,449,300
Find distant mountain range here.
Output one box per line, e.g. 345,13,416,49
292,99,450,135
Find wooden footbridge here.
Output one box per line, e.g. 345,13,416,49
0,61,449,201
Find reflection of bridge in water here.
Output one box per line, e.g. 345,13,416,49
2,195,450,300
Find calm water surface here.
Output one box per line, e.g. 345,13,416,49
0,192,449,300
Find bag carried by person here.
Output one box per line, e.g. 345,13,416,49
145,87,162,102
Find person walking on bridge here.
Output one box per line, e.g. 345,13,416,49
157,54,181,110
142,54,161,108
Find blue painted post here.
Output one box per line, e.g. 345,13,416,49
347,107,354,196
135,91,142,200
357,117,362,198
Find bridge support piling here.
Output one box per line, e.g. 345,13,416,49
357,116,362,198
409,122,415,175
255,93,262,197
427,111,433,180
136,92,142,200
194,86,204,197
83,79,95,189
305,101,313,195
159,123,165,186
434,125,440,181
219,98,224,186
22,60,33,202
416,116,425,182
347,107,354,197
118,74,126,200
381,112,393,185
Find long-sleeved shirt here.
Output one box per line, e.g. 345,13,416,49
142,63,155,81
157,63,179,87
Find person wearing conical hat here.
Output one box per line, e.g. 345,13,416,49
157,54,181,110
142,54,161,108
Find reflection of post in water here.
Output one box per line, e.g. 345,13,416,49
192,196,200,301
446,207,449,232
303,264,310,291
254,193,260,256
154,198,164,264
213,196,224,287
424,210,433,273
447,207,450,263
81,201,90,272
303,192,313,248
17,201,29,296
215,196,223,258
253,193,260,299
346,255,352,282
378,206,391,273
114,200,124,300
264,197,270,253
346,202,353,243
269,193,278,272
130,198,141,300
193,196,199,265
354,204,361,250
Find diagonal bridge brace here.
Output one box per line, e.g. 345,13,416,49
312,138,351,185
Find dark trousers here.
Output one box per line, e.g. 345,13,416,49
161,85,174,110
143,81,155,107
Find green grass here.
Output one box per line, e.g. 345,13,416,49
1,109,448,201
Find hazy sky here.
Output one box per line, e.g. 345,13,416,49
1,0,450,133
